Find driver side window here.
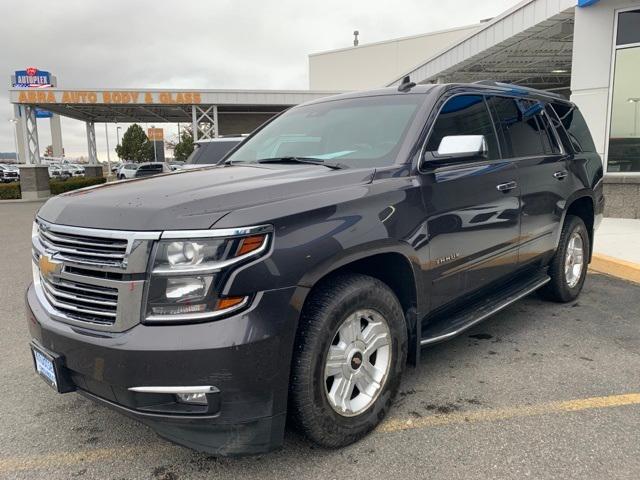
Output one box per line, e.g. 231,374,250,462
426,95,500,160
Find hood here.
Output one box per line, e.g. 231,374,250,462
37,164,375,231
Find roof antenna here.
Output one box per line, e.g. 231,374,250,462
353,30,359,46
398,75,416,92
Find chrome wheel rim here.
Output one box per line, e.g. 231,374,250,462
324,309,392,417
564,231,584,288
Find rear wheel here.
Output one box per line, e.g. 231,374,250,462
542,215,590,302
289,274,407,447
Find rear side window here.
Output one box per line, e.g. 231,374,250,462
426,95,499,160
488,97,558,157
550,103,596,153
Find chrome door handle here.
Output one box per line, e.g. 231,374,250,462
553,170,568,180
496,181,518,192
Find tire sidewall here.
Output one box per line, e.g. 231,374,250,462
558,217,590,299
297,276,407,443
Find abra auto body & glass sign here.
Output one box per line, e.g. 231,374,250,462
15,90,203,105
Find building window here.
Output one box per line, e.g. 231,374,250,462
608,9,640,173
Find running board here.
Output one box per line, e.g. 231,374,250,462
420,273,550,346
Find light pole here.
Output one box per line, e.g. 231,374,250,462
628,98,640,137
104,123,111,174
151,124,158,162
8,118,20,163
116,126,122,151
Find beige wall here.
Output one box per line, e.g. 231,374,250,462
308,24,481,90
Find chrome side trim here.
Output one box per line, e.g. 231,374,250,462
128,386,219,394
420,276,550,346
160,224,272,239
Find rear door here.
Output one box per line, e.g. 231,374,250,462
419,94,521,310
487,96,573,267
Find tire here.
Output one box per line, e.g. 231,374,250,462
289,273,407,448
542,215,590,302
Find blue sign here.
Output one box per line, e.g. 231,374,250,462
13,67,53,118
578,0,600,7
14,67,51,87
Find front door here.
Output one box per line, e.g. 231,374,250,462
419,94,521,311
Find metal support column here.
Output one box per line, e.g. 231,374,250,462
19,105,41,165
191,105,218,141
84,121,103,178
86,121,97,164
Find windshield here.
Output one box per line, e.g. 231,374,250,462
187,140,242,165
225,95,424,168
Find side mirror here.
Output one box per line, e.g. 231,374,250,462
437,135,487,158
424,135,488,165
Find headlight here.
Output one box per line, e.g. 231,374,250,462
144,228,270,323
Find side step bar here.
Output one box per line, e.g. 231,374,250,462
420,273,550,347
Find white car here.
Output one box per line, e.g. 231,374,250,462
66,164,85,177
117,163,139,180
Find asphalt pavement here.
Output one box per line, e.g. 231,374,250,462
1,201,639,480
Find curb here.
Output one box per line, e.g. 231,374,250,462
589,253,640,284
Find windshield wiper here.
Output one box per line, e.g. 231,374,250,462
235,157,345,170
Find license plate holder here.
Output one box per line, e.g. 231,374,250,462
30,342,75,393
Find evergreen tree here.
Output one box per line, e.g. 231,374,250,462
115,124,153,162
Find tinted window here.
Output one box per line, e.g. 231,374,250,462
489,97,549,157
551,103,596,153
425,95,499,159
545,105,572,152
226,95,424,168
188,140,241,165
537,109,561,154
617,9,640,46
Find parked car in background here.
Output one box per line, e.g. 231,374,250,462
66,165,85,177
0,164,20,182
182,137,244,169
117,163,139,180
169,161,185,171
133,162,172,178
111,163,122,174
47,165,71,181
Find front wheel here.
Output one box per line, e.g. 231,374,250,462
542,215,590,302
289,274,407,448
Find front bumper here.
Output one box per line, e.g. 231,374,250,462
26,283,302,456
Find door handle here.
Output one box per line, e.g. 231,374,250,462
553,170,568,180
496,181,518,192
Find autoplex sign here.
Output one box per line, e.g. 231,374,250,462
13,67,51,88
15,90,203,105
13,67,54,118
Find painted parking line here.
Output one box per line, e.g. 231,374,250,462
378,392,640,433
2,393,640,473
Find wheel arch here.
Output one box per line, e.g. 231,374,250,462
295,242,424,365
562,192,595,262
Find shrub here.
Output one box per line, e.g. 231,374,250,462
49,177,106,195
0,182,21,200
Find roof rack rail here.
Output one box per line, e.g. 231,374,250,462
472,80,566,100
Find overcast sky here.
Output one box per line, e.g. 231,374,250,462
1,0,519,160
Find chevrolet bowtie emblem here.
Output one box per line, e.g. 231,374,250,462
39,254,62,279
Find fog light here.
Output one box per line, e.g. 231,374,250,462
176,392,208,405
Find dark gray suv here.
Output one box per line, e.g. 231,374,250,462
26,81,604,456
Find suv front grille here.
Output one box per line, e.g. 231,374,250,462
32,220,161,332
40,275,118,325
38,226,128,266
